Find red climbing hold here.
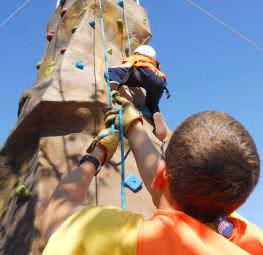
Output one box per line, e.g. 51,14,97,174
47,30,55,42
60,7,67,17
60,47,67,55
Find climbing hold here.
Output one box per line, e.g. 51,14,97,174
45,61,56,78
71,25,78,33
88,19,96,28
111,90,120,100
15,185,32,200
107,48,113,55
75,60,84,70
46,30,55,42
36,60,42,70
143,18,147,25
60,7,67,17
116,0,124,8
60,0,66,7
125,47,130,56
60,47,67,55
124,173,142,192
117,18,123,26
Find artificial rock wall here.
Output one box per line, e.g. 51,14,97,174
0,1,170,254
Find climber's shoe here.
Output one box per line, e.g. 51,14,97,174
153,112,167,141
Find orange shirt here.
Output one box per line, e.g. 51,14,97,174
122,55,167,80
138,210,263,255
42,206,263,255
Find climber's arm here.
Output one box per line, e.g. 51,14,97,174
42,146,105,243
126,121,162,207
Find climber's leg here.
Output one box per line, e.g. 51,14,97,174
107,67,133,101
145,87,167,141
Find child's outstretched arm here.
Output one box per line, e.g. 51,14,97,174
105,96,162,206
42,129,119,242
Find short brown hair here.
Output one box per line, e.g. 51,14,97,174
165,111,260,222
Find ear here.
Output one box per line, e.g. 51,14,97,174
152,159,168,189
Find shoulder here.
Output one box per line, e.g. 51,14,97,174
230,213,263,254
43,206,143,255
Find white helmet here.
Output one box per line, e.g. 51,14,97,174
134,45,156,60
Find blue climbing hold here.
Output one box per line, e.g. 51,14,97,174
116,0,124,8
60,0,66,7
124,173,142,192
88,19,96,28
125,46,130,55
75,60,84,70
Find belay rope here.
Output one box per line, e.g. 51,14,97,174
98,0,132,209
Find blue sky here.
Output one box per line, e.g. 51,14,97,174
0,0,262,229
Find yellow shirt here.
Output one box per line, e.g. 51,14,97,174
42,206,143,255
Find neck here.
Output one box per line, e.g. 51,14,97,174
157,187,181,211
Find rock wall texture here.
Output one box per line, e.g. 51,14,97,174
0,1,170,254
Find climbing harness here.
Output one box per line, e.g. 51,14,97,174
117,66,171,99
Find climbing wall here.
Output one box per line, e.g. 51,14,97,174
0,1,170,254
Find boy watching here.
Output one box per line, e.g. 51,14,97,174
42,97,262,255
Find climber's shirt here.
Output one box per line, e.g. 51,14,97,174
42,206,263,255
122,55,166,80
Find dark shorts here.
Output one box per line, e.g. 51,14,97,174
108,67,167,115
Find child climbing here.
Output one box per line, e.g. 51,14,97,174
107,45,169,141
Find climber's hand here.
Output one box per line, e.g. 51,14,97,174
104,93,143,134
86,127,119,165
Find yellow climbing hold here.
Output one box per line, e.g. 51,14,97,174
117,18,123,26
15,185,32,199
45,61,56,78
143,18,147,25
107,48,113,55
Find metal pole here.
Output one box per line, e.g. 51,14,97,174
136,0,140,5
56,0,60,8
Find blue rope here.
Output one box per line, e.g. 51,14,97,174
98,0,127,209
119,108,126,209
123,1,132,55
98,0,112,108
109,147,131,167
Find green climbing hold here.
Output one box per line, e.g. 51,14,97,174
71,25,78,33
117,18,123,26
36,60,42,70
15,185,32,200
143,18,147,25
107,48,113,55
111,90,120,100
45,61,56,78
